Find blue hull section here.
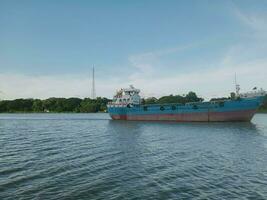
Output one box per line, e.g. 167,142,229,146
108,96,264,122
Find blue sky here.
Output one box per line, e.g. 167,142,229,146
0,0,267,99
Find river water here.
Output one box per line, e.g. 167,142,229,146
1,113,267,199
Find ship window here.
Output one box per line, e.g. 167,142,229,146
160,106,165,111
144,106,148,111
193,105,198,109
219,102,224,107
171,105,176,110
119,99,122,102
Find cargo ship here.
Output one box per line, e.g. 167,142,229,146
107,85,266,122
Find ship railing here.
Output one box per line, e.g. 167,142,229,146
140,100,228,109
240,89,266,98
107,102,129,107
142,101,206,107
108,100,230,108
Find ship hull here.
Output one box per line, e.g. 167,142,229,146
108,96,264,122
110,109,256,122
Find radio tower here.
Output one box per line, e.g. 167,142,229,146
91,67,96,99
91,66,96,99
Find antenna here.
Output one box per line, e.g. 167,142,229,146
235,73,240,96
91,66,96,99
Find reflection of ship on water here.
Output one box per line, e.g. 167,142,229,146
107,85,266,122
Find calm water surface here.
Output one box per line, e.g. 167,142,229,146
1,113,267,200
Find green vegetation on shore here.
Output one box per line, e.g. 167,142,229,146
0,93,266,113
142,91,203,104
258,95,267,113
0,97,110,113
0,92,203,113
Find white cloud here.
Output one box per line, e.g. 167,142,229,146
128,43,201,82
235,9,267,32
0,73,123,100
124,7,267,99
128,57,267,99
234,7,267,40
128,43,198,70
0,56,266,100
1,7,267,101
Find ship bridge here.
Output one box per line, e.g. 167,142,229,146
108,85,141,107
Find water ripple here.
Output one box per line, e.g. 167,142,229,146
1,113,267,199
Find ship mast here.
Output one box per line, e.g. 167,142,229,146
235,73,240,96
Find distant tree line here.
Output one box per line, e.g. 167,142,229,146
0,97,110,113
258,95,267,112
0,93,266,113
143,92,267,112
0,92,203,113
143,91,204,105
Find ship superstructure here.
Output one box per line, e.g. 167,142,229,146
111,85,141,106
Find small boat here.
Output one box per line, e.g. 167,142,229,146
107,85,266,122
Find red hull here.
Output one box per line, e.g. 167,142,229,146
110,109,256,122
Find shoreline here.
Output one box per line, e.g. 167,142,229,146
0,112,108,114
0,111,266,114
